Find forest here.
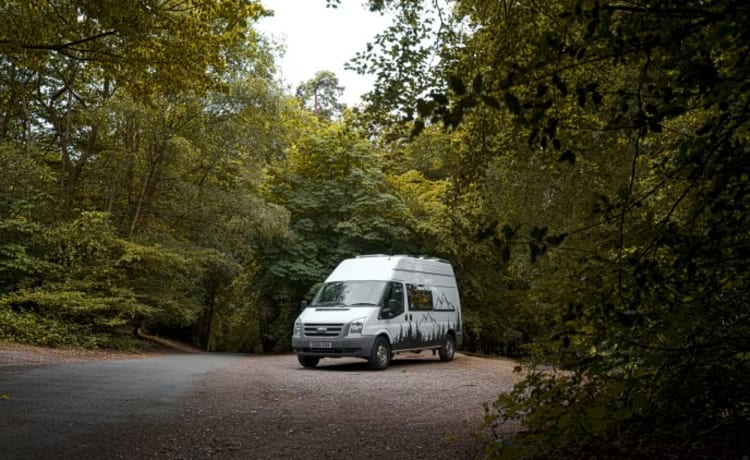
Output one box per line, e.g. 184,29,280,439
1,0,748,458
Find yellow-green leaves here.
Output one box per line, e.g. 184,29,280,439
1,0,270,97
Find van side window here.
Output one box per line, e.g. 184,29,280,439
381,282,405,316
407,284,433,311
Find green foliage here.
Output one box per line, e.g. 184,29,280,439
0,210,243,349
115,240,203,330
348,0,454,130
207,270,264,352
0,0,270,96
358,0,750,458
0,300,146,350
473,0,750,455
0,217,53,293
0,0,289,350
254,119,414,350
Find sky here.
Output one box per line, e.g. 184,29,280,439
255,0,392,106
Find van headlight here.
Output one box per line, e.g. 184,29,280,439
293,319,302,337
348,318,365,335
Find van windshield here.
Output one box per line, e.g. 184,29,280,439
312,281,387,307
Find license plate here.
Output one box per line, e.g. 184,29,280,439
309,341,332,349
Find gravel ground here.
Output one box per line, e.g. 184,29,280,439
1,343,522,459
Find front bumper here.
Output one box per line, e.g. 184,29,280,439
292,335,376,359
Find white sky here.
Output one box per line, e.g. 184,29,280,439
255,0,392,106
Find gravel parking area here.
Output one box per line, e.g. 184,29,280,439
1,343,521,459
109,353,522,460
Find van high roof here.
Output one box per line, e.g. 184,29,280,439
326,255,456,287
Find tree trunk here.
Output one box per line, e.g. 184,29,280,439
129,149,164,237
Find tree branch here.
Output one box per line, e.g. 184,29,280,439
0,30,117,53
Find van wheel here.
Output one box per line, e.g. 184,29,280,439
439,334,456,361
298,355,320,368
369,337,391,370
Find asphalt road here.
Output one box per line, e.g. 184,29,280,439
0,352,519,459
0,354,241,458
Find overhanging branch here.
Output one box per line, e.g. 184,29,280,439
0,30,117,53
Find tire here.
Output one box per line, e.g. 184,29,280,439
438,334,456,362
297,355,320,368
368,336,391,370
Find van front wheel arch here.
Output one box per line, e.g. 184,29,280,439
369,336,391,370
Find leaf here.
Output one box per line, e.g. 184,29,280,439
505,92,521,114
482,95,501,109
558,150,576,165
431,92,449,105
530,226,548,241
576,86,586,107
530,242,540,263
447,105,464,128
501,224,518,239
585,19,600,38
545,233,567,246
665,105,686,117
448,75,466,96
416,98,435,117
574,0,583,15
552,74,568,96
475,220,498,241
410,119,425,138
528,127,540,147
472,74,483,93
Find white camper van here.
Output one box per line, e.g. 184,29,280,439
291,255,462,370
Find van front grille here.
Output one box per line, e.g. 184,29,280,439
303,323,344,337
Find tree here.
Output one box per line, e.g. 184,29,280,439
295,71,345,120
255,113,412,350
0,1,289,350
1,0,269,96
354,0,750,457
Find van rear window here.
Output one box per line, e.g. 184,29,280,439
407,285,433,311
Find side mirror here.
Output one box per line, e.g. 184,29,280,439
380,307,393,319
299,300,308,311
